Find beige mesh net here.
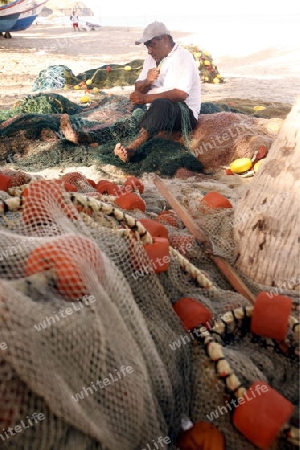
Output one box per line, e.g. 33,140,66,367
0,170,298,450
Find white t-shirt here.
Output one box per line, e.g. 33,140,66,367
136,44,201,119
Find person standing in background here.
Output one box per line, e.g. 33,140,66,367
70,11,80,31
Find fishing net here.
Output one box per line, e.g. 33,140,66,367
189,111,283,170
0,166,298,450
0,93,288,178
31,47,224,93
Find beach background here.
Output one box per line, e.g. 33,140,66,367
0,0,300,111
0,0,299,181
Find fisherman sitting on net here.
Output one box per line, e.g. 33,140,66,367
114,21,201,163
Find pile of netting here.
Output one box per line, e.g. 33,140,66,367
31,61,144,92
31,46,225,92
0,93,289,177
0,168,298,450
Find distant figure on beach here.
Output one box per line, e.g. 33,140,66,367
114,21,201,163
70,11,80,32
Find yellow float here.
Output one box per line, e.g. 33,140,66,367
229,158,253,174
80,95,90,104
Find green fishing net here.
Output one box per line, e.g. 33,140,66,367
31,46,225,93
0,92,291,177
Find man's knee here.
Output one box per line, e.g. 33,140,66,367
150,98,172,109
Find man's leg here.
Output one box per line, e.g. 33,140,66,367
60,114,79,143
114,128,149,162
114,98,182,162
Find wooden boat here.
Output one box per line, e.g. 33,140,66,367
0,0,36,17
9,0,48,32
0,11,19,31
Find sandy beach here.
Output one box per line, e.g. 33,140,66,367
0,20,299,183
0,23,300,112
0,18,299,450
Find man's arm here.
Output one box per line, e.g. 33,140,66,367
135,79,152,94
130,88,188,105
135,68,160,93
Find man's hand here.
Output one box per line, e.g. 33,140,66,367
134,68,160,94
130,91,147,105
146,68,160,83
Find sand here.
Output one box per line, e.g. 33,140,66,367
0,22,299,184
0,23,300,111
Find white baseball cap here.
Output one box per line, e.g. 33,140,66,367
135,21,170,45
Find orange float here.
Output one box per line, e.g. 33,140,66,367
169,233,195,256
22,180,78,224
0,173,13,192
176,421,225,450
253,145,268,164
173,297,212,330
63,182,77,192
155,210,182,227
25,235,104,300
251,292,292,340
115,192,146,212
96,180,121,196
200,191,233,209
233,381,294,450
137,218,168,238
86,178,97,188
143,237,169,273
124,176,144,194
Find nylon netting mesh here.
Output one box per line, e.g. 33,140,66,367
30,49,224,93
0,169,298,450
0,92,290,182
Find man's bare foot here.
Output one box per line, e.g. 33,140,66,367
60,114,79,144
114,143,135,163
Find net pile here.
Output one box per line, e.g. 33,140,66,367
0,93,286,178
190,112,283,170
31,47,224,93
0,169,298,450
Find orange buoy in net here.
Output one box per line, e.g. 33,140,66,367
25,235,104,300
0,173,13,192
233,381,294,450
176,420,226,450
173,297,212,330
124,176,144,194
86,178,97,188
63,182,78,192
137,218,168,238
250,292,292,340
115,192,146,212
22,180,78,225
60,172,93,192
199,191,233,209
155,210,182,227
169,233,195,256
143,237,169,273
96,180,121,196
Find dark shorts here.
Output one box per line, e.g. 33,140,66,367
138,98,198,136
